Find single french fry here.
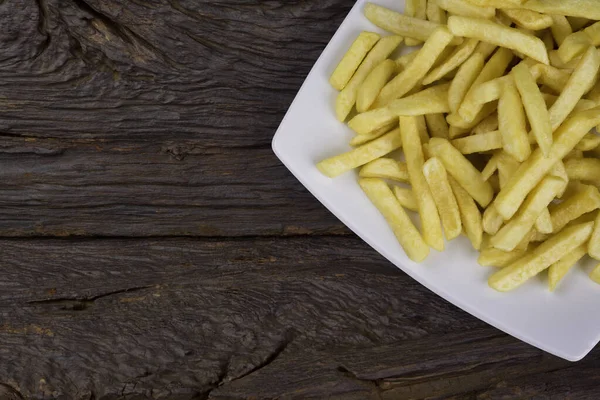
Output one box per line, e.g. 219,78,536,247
513,63,553,157
550,184,600,233
449,102,498,131
481,153,499,181
400,116,445,251
448,53,485,114
549,50,582,70
496,152,521,189
575,134,600,151
535,208,554,234
405,0,428,46
427,1,447,24
478,247,528,268
349,122,397,146
364,3,461,44
360,178,430,262
491,176,565,251
423,157,463,240
565,158,600,186
425,113,450,139
458,47,513,122
493,106,600,220
483,205,505,235
473,41,498,60
557,31,591,64
489,222,595,292
395,49,420,70
336,36,404,121
550,15,572,46
448,16,549,64
499,81,532,162
548,47,600,131
375,27,455,108
502,9,553,30
356,59,397,113
423,38,479,85
531,64,570,94
330,32,381,90
429,138,494,207
349,83,451,134
519,0,600,21
452,130,502,154
359,158,410,182
548,245,588,291
590,263,600,284
393,186,419,212
589,212,600,260
317,129,402,178
415,115,429,144
449,175,483,249
436,0,495,19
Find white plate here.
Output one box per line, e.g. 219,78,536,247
272,0,600,361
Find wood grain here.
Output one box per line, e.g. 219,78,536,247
1,0,600,399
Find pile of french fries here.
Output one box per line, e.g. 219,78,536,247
318,0,600,292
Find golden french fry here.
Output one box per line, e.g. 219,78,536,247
423,38,479,85
448,16,549,65
478,247,528,268
565,158,600,186
436,0,495,19
499,81,532,162
549,47,600,131
502,9,553,30
427,1,447,24
405,0,427,46
429,138,494,207
489,222,594,292
519,0,600,21
550,184,600,233
375,27,455,108
530,64,570,94
473,41,498,60
590,263,600,284
336,36,403,121
423,157,463,240
349,83,451,134
589,212,600,260
473,114,499,135
493,106,600,220
393,186,419,212
330,32,381,91
401,116,445,251
496,152,521,189
359,158,410,182
483,205,505,235
360,178,430,262
415,115,429,144
557,31,591,64
550,15,572,46
458,47,513,122
513,63,553,157
448,53,485,114
535,208,554,234
548,245,588,291
356,59,397,113
395,49,420,70
449,175,483,249
448,126,470,140
317,129,402,178
425,113,450,139
364,3,461,44
491,176,565,251
452,130,502,154
349,122,397,146
549,50,582,70
576,134,600,151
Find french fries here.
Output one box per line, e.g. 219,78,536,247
401,116,445,251
375,27,455,107
360,178,430,262
319,1,600,292
447,16,549,64
330,32,381,90
489,222,594,292
423,157,462,240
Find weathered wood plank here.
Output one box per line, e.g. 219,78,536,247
0,137,347,236
0,236,594,399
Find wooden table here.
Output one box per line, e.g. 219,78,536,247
1,1,599,399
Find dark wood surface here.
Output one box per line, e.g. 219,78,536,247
1,1,599,399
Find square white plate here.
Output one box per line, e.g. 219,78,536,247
272,0,600,361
